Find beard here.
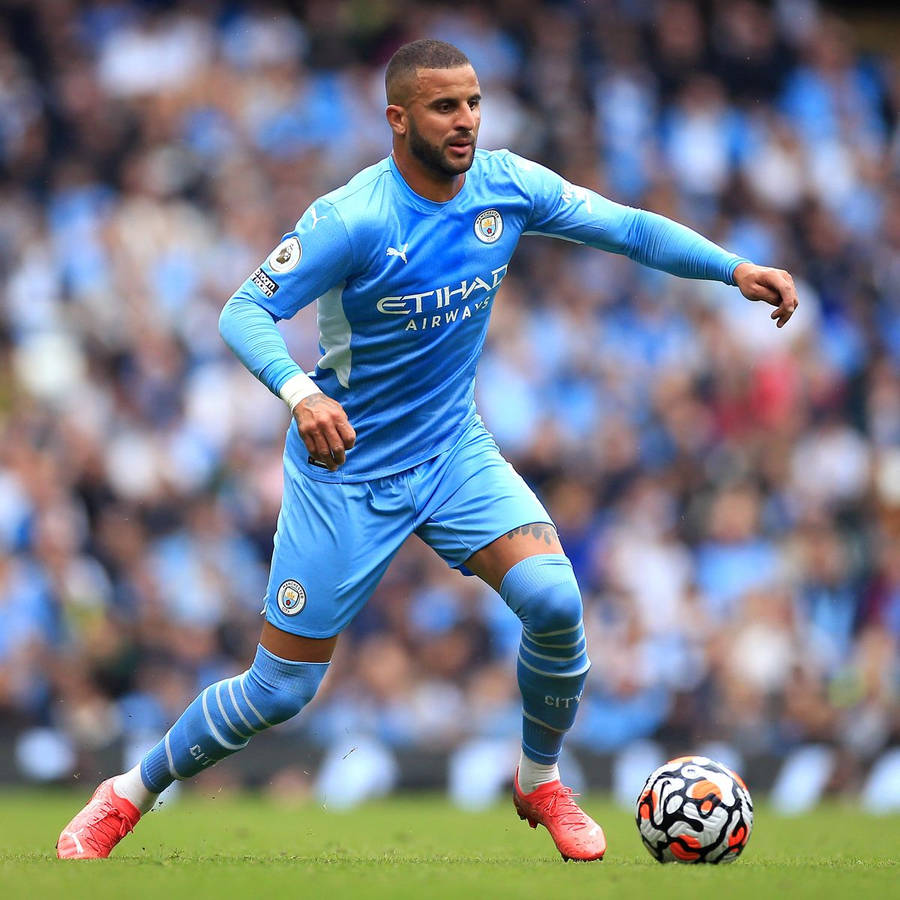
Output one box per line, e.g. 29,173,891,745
407,116,475,178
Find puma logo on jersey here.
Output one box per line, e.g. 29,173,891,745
386,243,409,264
309,206,327,228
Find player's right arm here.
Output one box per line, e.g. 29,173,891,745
219,202,357,471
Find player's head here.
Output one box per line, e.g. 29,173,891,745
385,39,481,179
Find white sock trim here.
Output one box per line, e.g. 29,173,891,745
113,764,159,814
518,750,560,794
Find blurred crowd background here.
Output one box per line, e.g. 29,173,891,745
1,0,899,811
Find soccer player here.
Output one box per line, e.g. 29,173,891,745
57,39,797,861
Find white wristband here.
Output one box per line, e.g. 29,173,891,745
278,372,322,412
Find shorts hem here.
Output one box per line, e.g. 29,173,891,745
263,608,347,640
451,516,556,571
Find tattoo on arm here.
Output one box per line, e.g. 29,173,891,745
505,523,557,545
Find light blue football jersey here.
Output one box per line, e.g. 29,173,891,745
228,149,747,481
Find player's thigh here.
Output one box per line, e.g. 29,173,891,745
264,470,411,638
464,522,564,593
414,421,562,592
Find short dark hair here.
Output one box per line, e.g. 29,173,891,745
385,39,471,104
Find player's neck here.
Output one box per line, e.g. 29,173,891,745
391,150,466,203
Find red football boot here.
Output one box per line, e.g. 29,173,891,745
513,769,606,861
56,778,141,859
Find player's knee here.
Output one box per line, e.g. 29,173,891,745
242,646,329,727
525,577,583,635
500,554,583,635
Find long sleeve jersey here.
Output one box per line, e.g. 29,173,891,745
220,149,748,482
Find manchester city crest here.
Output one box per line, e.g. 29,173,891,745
474,208,503,244
276,579,307,615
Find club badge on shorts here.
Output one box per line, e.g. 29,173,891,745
474,208,503,244
276,579,307,615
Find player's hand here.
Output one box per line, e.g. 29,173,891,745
293,393,356,471
733,262,799,328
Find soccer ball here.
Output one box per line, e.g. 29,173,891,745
635,756,753,864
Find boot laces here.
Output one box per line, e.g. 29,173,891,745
81,799,135,852
542,786,590,831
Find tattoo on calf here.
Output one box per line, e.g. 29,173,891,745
505,523,557,545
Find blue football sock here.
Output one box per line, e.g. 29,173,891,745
500,554,590,766
140,645,328,794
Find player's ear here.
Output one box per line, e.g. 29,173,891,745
385,105,407,136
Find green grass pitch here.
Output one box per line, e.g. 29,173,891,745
1,790,897,900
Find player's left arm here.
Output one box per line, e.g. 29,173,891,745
731,261,798,329
607,206,799,328
513,154,798,327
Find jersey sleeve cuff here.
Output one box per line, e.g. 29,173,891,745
273,365,308,395
726,257,753,285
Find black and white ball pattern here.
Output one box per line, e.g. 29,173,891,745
636,756,753,864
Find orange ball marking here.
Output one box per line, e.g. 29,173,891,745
689,779,723,814
670,835,701,861
728,825,748,850
638,789,657,820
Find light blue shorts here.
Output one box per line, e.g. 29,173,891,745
262,417,552,637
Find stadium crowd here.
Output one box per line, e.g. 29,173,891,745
0,0,898,808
